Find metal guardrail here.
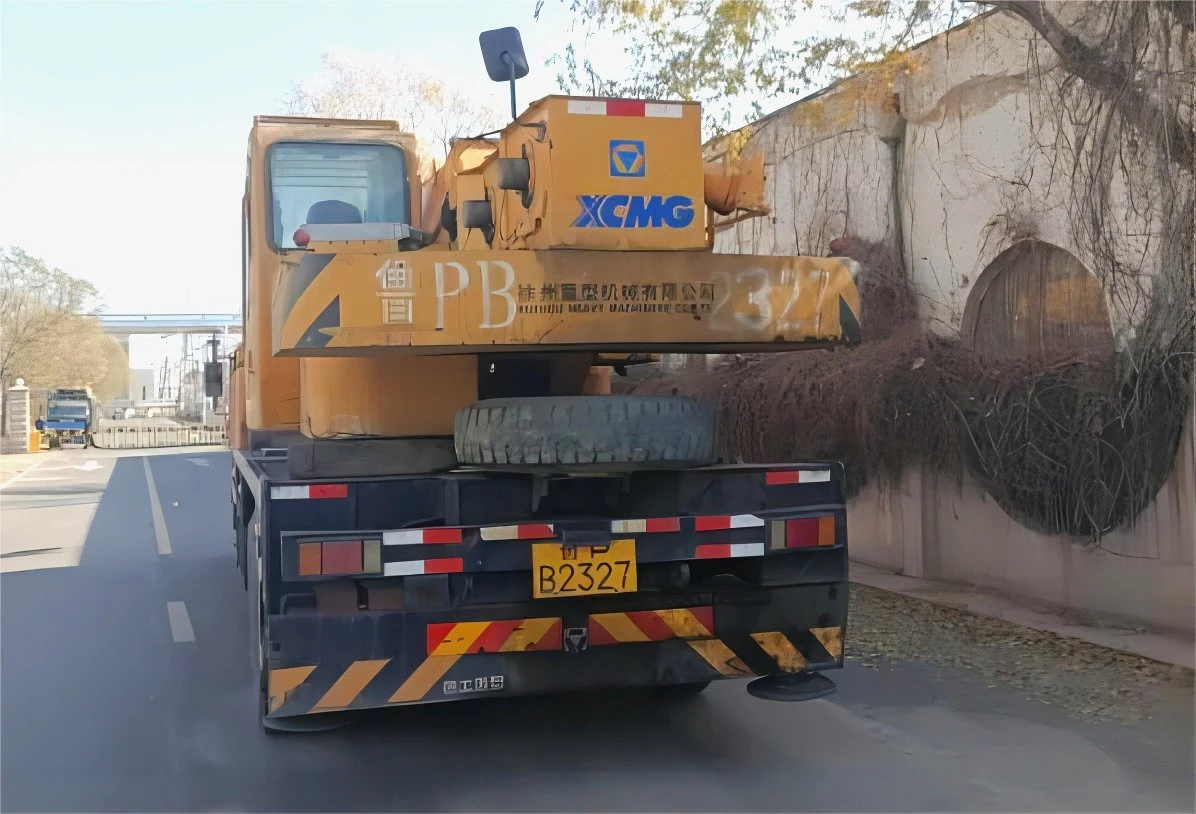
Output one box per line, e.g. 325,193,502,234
91,425,227,449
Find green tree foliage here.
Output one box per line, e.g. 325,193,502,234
540,0,1195,160
537,0,972,133
0,247,109,415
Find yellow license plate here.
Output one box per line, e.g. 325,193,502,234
532,539,637,598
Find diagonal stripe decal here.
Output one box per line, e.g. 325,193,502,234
687,639,753,676
499,618,560,652
593,612,651,643
427,618,563,655
430,622,492,656
389,655,461,704
312,659,390,711
656,608,714,639
268,665,316,714
264,618,845,718
470,619,525,654
751,631,809,673
625,610,678,642
589,607,715,644
810,626,844,660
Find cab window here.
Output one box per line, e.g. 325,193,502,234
268,142,408,249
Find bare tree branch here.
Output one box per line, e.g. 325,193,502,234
983,0,1194,169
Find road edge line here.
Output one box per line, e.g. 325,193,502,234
143,456,173,555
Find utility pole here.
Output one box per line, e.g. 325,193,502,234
203,333,219,426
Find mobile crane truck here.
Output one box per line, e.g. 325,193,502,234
227,27,862,731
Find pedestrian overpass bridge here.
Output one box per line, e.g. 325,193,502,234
99,314,242,404
99,314,242,335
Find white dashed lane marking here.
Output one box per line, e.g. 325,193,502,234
142,456,173,555
166,601,195,643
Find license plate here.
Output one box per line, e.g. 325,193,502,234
532,539,637,598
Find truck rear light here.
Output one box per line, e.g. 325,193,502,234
783,516,836,548
297,539,383,577
293,228,310,247
299,542,322,576
321,540,363,575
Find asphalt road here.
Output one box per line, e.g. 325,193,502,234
1,448,1192,812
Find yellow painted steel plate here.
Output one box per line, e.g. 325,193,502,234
275,249,860,355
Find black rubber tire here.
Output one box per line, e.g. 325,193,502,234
453,396,717,468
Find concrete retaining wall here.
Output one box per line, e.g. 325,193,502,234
849,407,1196,633
713,5,1194,632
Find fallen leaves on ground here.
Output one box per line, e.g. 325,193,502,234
847,583,1193,724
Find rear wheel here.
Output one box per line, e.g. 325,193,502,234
454,395,717,468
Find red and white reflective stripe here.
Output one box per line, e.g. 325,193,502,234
270,484,348,500
695,542,765,559
566,99,684,118
765,469,832,486
383,558,464,576
480,523,555,541
610,517,682,535
693,514,765,531
383,527,464,546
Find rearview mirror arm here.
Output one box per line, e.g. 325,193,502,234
502,51,518,120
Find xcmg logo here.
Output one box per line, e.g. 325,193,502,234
571,195,696,229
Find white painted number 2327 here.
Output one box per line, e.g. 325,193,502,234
708,267,825,334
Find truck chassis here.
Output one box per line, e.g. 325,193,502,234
232,442,848,730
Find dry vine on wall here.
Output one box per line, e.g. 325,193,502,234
619,2,1195,541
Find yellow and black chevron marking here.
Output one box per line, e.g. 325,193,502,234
268,655,466,716
267,617,563,716
688,625,844,678
751,632,809,672
266,623,846,717
686,639,754,677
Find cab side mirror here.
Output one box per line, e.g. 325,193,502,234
479,27,529,119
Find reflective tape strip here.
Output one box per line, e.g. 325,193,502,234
567,100,607,115
610,517,682,534
383,558,464,576
479,523,555,541
694,514,765,531
566,99,684,118
270,484,348,499
271,485,308,499
383,528,464,546
644,102,684,118
589,607,714,645
765,469,832,485
426,618,562,655
694,542,765,559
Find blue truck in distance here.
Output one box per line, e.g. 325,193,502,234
44,387,97,446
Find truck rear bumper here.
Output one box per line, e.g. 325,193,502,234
266,583,846,719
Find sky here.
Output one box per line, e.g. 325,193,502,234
1,0,837,372
1,0,586,366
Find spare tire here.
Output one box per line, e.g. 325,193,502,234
454,395,717,468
